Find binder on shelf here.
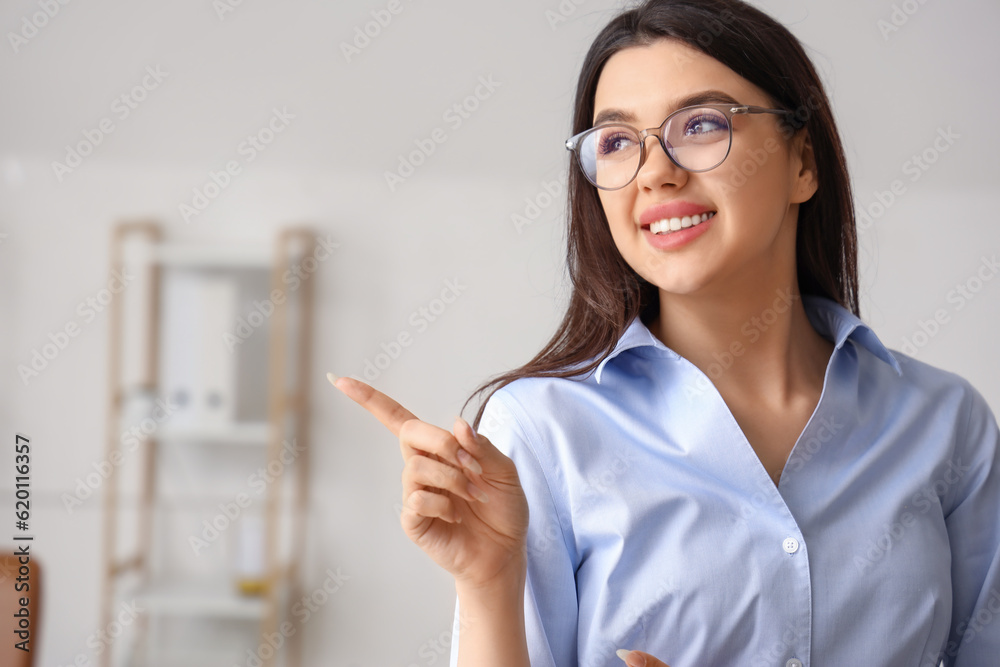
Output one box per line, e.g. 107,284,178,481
159,269,238,428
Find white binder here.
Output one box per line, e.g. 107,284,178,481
159,269,237,427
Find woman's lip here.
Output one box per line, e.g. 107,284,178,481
639,201,715,227
641,213,714,250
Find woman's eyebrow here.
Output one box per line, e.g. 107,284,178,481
592,89,742,126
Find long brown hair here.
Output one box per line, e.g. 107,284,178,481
461,0,859,429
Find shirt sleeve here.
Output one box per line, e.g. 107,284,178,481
449,388,580,667
943,379,1000,665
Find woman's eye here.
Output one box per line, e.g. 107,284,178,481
597,132,636,155
683,114,727,136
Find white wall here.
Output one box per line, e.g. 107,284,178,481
1,0,998,665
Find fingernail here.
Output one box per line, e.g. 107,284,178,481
326,372,341,388
454,414,475,435
467,481,489,503
456,448,483,475
616,649,644,667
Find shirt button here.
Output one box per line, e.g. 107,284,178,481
786,659,803,667
782,537,800,554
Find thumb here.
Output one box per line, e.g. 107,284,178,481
452,415,509,473
616,649,671,667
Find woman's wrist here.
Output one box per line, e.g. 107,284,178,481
453,554,530,667
454,553,527,602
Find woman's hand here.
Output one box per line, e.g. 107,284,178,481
328,373,529,590
617,649,672,667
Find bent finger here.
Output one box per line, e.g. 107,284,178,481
398,417,471,471
402,454,489,505
452,415,515,478
402,489,462,525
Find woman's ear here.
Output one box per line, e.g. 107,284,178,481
790,131,818,204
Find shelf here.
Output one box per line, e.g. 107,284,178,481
151,243,274,269
130,577,270,619
154,421,271,445
104,222,315,667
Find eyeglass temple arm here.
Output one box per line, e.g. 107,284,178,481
733,105,806,130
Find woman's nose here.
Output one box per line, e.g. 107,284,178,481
634,134,688,190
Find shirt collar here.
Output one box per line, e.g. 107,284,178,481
593,294,902,384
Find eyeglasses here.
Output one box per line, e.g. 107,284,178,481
565,104,794,191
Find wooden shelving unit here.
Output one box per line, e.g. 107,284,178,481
101,221,316,667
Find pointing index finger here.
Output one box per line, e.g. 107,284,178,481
327,372,418,437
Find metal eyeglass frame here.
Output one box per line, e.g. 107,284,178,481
565,104,796,191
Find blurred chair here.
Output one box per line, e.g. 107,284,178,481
0,551,41,667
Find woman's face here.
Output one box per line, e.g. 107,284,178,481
592,38,817,301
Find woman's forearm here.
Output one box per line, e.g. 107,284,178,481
455,558,530,667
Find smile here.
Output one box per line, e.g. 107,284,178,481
648,211,716,235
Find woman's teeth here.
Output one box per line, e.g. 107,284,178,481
649,211,715,235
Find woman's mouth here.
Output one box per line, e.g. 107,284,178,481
646,211,716,235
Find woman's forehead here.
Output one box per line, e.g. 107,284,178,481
594,40,762,123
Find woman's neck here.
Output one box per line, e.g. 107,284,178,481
650,283,835,409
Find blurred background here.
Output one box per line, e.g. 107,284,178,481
1,0,998,665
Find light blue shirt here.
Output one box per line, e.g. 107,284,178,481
449,295,1000,667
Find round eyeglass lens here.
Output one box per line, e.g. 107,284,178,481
663,107,732,171
578,124,642,189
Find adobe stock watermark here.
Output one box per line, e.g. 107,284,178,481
714,85,827,197
8,0,72,54
716,135,783,196
877,0,933,41
750,616,810,667
853,457,971,574
932,587,1000,664
237,566,351,667
856,126,960,233
212,0,247,21
384,75,502,192
54,599,144,667
782,415,845,475
51,65,169,183
352,277,467,383
403,610,473,667
224,234,341,352
586,578,676,667
188,437,305,555
391,395,514,517
737,413,846,521
178,106,295,223
621,575,677,631
512,170,567,235
61,395,180,514
682,287,799,399
544,0,587,31
340,0,416,63
664,8,741,68
18,268,135,386
578,448,635,510
899,253,999,357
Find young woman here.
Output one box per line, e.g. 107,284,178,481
331,1,1000,665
